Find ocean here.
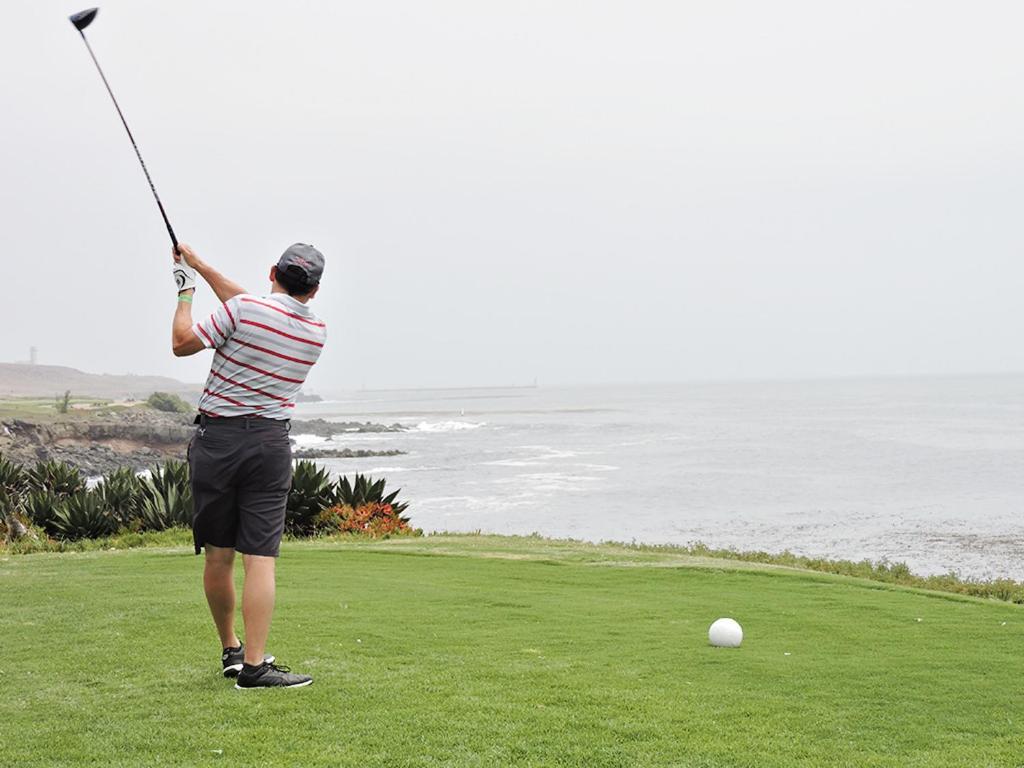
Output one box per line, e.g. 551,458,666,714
293,375,1024,581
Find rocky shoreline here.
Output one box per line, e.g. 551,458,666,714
290,418,406,436
0,409,409,476
0,409,194,476
291,447,406,460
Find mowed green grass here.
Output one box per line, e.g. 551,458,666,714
0,396,122,420
1,536,1021,767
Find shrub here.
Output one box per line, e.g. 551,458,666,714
27,460,85,497
0,454,28,494
286,460,338,535
287,468,412,536
0,487,29,542
22,490,59,532
1,456,420,547
97,468,145,527
315,502,420,538
137,460,192,531
55,390,72,414
137,484,191,531
147,392,193,414
336,474,409,517
50,490,119,541
145,459,191,500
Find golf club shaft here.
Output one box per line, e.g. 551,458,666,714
76,30,179,252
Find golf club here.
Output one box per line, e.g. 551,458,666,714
69,7,179,254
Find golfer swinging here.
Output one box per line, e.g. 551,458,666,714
171,242,326,689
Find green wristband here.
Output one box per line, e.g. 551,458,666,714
177,293,193,304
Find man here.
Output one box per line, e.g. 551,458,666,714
171,242,326,689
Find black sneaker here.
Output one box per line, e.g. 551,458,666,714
235,661,313,689
222,644,275,678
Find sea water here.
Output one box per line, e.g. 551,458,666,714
293,375,1024,580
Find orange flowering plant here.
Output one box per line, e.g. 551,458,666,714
314,501,421,538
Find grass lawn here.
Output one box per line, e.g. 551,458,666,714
0,396,124,421
1,535,1021,767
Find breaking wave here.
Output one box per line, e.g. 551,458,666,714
412,421,485,433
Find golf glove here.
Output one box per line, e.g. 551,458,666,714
173,258,196,293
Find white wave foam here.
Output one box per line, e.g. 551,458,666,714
291,434,329,448
88,469,152,488
413,421,485,433
480,446,587,468
481,459,547,467
362,466,441,474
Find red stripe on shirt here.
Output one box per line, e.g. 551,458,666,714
216,351,305,384
210,369,291,402
223,301,236,328
240,319,324,347
204,388,264,409
240,297,326,327
234,338,315,366
197,325,215,347
211,316,225,342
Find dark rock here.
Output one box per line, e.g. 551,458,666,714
0,408,407,477
290,418,407,437
291,447,406,460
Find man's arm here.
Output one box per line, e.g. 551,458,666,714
178,243,247,303
172,289,205,357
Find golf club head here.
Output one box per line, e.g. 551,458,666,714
69,8,99,32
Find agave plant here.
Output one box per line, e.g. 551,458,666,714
0,487,13,517
137,460,193,531
22,490,60,532
137,483,192,531
0,488,32,542
336,474,409,520
286,460,338,535
0,454,28,494
27,460,85,497
97,468,145,527
146,459,191,499
49,490,119,541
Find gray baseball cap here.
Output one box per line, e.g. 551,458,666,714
277,243,325,288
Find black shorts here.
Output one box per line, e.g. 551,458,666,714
188,416,293,557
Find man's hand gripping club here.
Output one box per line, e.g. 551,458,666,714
171,243,248,357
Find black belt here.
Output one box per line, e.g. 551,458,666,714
195,413,291,431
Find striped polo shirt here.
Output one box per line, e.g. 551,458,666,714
192,293,326,420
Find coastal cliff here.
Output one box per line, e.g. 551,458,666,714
0,409,407,476
0,409,194,475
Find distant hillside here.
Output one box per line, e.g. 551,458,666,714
0,363,198,400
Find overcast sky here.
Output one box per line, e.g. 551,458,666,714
2,1,1023,392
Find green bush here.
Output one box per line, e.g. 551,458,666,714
286,460,338,535
22,490,59,532
337,474,410,517
97,468,145,527
0,454,28,494
285,466,412,536
0,487,19,530
138,460,193,530
137,484,191,531
0,457,417,549
146,392,192,414
50,490,119,541
55,390,72,415
27,460,85,497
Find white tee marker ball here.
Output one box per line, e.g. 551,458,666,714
708,618,743,648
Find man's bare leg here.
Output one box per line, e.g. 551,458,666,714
204,545,240,648
241,554,276,665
